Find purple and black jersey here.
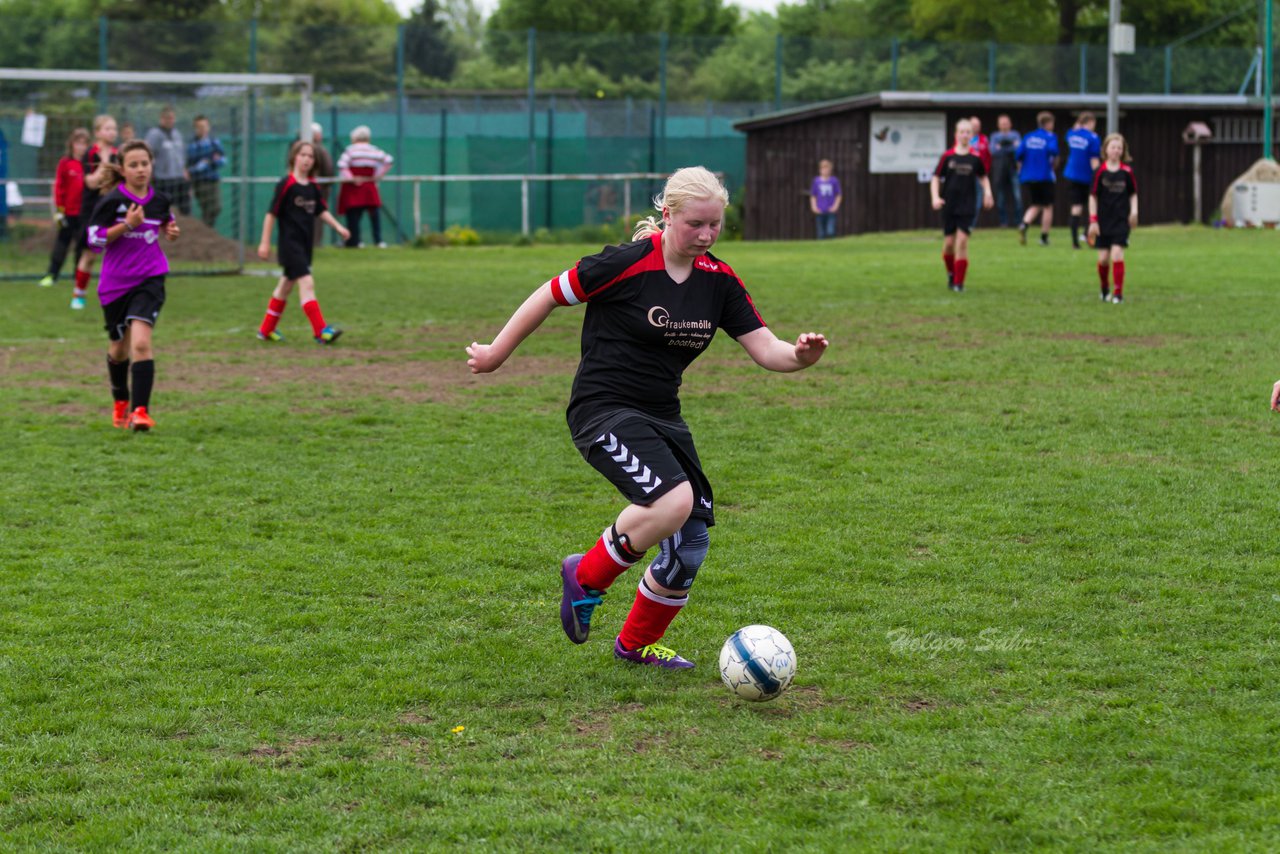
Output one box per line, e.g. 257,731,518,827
549,233,767,430
87,185,174,305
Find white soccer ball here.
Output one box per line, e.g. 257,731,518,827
719,625,796,702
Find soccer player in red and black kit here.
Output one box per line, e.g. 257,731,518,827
1087,133,1139,304
256,140,351,343
467,167,829,670
71,115,120,311
930,118,993,292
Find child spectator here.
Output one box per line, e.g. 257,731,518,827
39,128,90,288
809,159,842,239
84,140,181,431
256,140,351,344
1088,133,1138,304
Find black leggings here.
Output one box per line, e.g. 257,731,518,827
344,206,382,247
48,214,81,279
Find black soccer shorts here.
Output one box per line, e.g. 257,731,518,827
575,411,715,527
102,276,166,341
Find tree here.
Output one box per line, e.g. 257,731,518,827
404,0,458,80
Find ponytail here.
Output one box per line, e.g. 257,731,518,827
632,166,729,241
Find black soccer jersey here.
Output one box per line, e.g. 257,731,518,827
551,233,767,429
1091,164,1137,235
80,142,120,224
934,149,986,216
269,175,327,255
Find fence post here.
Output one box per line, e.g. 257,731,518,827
438,108,447,232
546,98,554,228
97,16,108,113
527,28,536,178
774,34,783,110
396,23,406,241
248,18,258,248
890,38,899,91
1079,43,1087,93
659,33,668,170
1164,45,1172,94
987,41,996,93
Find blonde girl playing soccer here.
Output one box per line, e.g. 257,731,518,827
467,166,829,669
1087,133,1139,304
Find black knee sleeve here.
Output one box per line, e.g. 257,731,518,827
648,519,710,591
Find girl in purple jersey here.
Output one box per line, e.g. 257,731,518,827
467,167,829,670
86,140,180,431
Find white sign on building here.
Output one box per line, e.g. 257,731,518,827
868,111,947,174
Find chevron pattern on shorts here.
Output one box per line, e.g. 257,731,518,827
598,433,663,494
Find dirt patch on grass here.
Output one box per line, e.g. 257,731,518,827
1047,332,1167,347
901,698,937,713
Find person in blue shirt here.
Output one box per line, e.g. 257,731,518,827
1017,111,1059,247
1064,112,1101,249
186,115,225,228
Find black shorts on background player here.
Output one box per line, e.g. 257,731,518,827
1094,231,1129,249
1069,180,1090,208
102,276,166,341
1024,181,1054,207
940,211,972,235
268,175,326,278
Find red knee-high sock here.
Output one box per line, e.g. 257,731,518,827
576,529,645,592
618,580,687,650
74,268,90,296
1113,261,1125,296
943,253,955,276
260,297,287,335
1097,262,1110,290
954,258,968,286
302,300,327,337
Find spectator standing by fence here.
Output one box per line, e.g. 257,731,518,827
186,115,224,228
145,107,190,215
989,114,1022,228
336,126,393,249
809,159,842,239
310,123,336,247
40,128,90,287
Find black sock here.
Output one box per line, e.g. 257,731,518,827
107,356,130,402
1070,215,1079,245
130,359,155,411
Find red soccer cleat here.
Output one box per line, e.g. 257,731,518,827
127,406,156,432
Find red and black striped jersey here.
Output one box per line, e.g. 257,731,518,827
1092,164,1138,234
934,148,986,215
551,233,766,425
269,175,327,253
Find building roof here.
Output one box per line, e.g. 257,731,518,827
734,91,1276,132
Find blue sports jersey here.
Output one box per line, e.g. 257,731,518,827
1064,127,1101,184
1017,129,1059,183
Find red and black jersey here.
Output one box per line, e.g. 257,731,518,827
1092,164,1138,235
551,233,766,429
269,175,327,255
934,148,986,216
80,142,120,220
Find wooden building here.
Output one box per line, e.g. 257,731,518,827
734,92,1275,240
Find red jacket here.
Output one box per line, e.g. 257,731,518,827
54,156,86,216
972,134,993,174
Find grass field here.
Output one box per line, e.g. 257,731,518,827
3,227,1279,850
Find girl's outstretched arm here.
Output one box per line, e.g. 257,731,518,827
257,212,275,260
467,282,560,374
735,327,829,373
320,210,351,243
